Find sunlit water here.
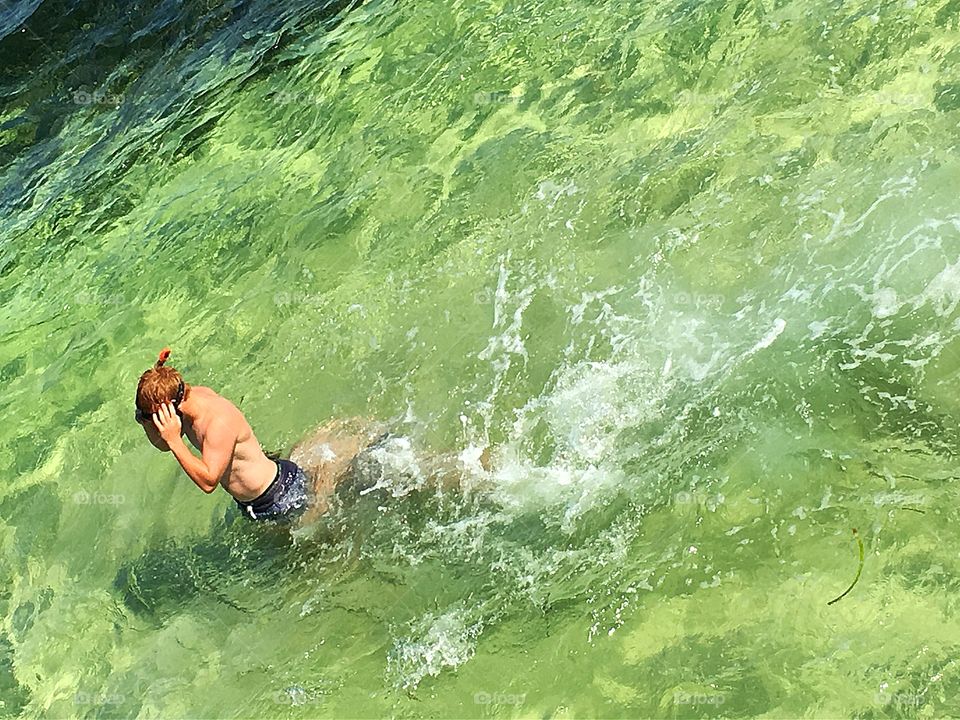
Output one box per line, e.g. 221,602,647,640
2,0,960,717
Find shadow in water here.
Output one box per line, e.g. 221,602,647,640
112,463,488,624
112,506,334,622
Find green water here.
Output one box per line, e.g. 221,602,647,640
3,0,960,717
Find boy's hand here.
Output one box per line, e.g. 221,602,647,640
152,402,182,444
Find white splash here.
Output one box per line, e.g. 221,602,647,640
355,437,425,498
388,605,483,689
749,318,787,353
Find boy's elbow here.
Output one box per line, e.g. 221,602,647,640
199,465,225,493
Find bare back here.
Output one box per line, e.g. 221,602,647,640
182,386,277,501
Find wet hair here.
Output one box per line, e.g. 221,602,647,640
136,348,187,416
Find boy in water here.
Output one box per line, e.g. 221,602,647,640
135,348,315,522
136,348,485,523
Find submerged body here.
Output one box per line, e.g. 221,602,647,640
289,416,388,517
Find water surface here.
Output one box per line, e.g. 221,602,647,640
2,0,960,717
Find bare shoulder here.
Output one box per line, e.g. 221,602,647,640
187,385,220,403
191,386,242,413
191,386,247,435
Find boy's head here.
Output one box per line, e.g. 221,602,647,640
135,348,186,422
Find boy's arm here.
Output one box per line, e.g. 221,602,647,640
153,403,235,493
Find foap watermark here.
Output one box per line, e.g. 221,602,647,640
675,89,727,107
673,291,724,309
74,691,125,706
74,290,126,307
75,677,172,706
674,491,725,508
274,90,323,106
473,90,521,105
472,287,495,306
271,686,324,707
73,490,125,506
674,691,725,707
875,690,924,708
71,89,122,107
875,91,924,107
273,290,317,307
474,690,526,707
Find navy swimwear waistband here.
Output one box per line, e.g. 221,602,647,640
235,458,308,521
239,461,281,512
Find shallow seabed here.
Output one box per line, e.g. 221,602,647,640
2,0,960,717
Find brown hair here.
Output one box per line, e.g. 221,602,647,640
136,348,187,414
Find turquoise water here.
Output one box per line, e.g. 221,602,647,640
3,0,960,717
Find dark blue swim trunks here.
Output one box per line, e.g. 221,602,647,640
235,458,309,522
